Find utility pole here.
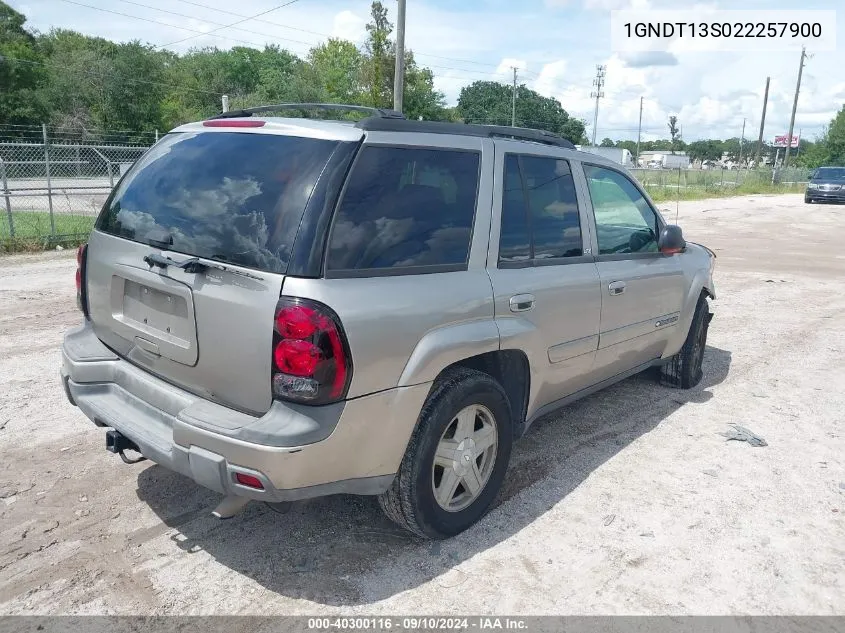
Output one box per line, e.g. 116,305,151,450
590,65,606,146
392,0,407,113
796,128,803,158
511,66,518,127
754,76,770,168
738,118,746,166
783,46,806,168
635,96,643,166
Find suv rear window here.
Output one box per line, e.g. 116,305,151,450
326,146,480,275
96,131,340,274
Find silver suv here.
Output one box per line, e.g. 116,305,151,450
61,104,716,539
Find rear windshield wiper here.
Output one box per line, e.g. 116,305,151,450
143,252,264,281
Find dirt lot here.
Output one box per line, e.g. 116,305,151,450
1,193,843,615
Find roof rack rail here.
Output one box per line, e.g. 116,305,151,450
210,103,406,120
354,118,576,149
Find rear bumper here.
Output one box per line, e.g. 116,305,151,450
61,323,431,502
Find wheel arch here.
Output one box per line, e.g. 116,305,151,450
432,350,531,439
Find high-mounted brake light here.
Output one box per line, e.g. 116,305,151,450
202,120,266,128
271,297,352,405
76,243,89,318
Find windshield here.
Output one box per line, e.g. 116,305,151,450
96,131,340,274
813,167,845,181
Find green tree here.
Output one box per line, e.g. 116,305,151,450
37,30,119,135
307,39,364,104
640,139,673,152
0,1,47,129
616,140,637,154
600,137,614,147
363,1,392,108
668,115,680,153
824,105,845,165
687,139,723,163
722,137,744,163
457,80,586,144
401,53,447,120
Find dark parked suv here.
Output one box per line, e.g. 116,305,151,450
805,166,845,204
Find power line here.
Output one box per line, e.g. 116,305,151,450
169,0,540,75
57,0,510,82
145,0,524,79
55,0,288,51
55,0,547,86
112,0,316,49
159,0,304,49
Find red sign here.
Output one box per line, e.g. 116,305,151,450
773,134,800,148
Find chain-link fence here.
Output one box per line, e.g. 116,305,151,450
1,126,152,250
631,166,812,199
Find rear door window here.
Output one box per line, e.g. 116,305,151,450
498,154,583,266
96,131,341,274
326,146,480,275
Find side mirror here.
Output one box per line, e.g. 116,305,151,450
658,225,686,254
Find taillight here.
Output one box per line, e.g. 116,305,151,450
76,243,89,318
271,297,352,405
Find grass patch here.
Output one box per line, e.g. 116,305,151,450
645,182,805,203
1,211,94,252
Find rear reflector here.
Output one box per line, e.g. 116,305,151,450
202,119,265,128
235,473,264,489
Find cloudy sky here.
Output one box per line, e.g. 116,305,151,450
11,0,845,142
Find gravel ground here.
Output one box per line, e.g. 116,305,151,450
0,193,843,615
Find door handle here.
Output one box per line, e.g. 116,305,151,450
608,281,627,296
509,294,535,312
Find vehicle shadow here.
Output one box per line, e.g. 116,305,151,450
136,345,732,606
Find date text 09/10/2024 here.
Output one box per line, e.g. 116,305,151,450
307,617,529,630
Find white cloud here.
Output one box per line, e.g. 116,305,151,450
331,10,366,43
535,60,568,96
495,58,528,76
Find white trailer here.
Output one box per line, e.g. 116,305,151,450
579,146,634,167
661,154,690,169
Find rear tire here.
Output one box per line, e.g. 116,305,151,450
378,367,513,539
658,295,711,389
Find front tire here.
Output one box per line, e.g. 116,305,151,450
378,367,513,539
658,295,712,389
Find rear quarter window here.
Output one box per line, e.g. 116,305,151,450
96,131,340,274
325,146,480,275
